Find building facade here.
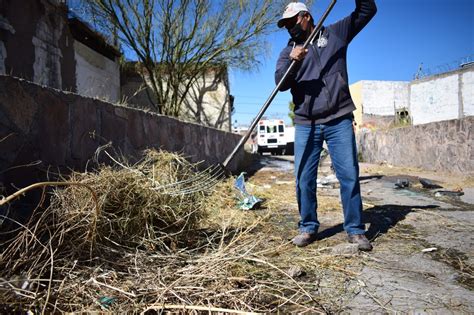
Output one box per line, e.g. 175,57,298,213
350,64,474,129
1,0,233,131
121,65,233,131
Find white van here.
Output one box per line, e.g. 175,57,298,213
257,119,287,155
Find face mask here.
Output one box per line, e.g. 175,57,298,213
289,23,307,42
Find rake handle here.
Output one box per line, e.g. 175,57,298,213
223,0,338,168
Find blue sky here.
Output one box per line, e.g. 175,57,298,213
230,0,474,126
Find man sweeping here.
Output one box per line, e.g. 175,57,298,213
275,0,377,250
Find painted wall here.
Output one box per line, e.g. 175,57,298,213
351,66,474,128
181,70,232,131
349,81,363,130
461,70,474,117
350,80,409,130
358,80,410,116
74,41,120,102
0,75,244,194
410,74,459,125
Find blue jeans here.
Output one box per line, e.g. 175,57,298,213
294,115,365,235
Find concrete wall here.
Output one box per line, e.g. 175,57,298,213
0,75,243,192
350,80,409,130
180,71,232,132
358,80,410,116
351,66,474,128
462,70,474,116
358,116,474,175
0,0,121,102
410,73,460,125
74,41,120,103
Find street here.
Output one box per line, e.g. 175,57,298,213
243,153,474,313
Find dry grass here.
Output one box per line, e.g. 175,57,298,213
0,149,365,314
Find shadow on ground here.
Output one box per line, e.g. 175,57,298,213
317,204,439,241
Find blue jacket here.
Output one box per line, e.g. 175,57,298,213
275,0,377,125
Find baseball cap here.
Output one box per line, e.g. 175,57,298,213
277,2,309,28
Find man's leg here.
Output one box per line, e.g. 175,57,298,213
294,124,324,241
324,116,368,241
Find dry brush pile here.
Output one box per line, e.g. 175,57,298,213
0,149,336,314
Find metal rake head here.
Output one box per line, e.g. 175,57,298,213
98,146,228,196
153,163,227,196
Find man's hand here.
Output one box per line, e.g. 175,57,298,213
290,46,308,61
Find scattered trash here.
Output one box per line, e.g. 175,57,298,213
99,296,116,308
394,178,410,189
421,247,438,253
419,178,443,189
435,190,464,197
234,173,262,210
317,174,339,188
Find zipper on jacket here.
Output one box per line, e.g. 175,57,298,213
309,41,331,114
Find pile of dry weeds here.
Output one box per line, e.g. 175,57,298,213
0,149,330,314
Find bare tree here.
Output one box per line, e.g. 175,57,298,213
71,0,286,118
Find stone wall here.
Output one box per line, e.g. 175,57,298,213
357,116,473,175
0,0,76,90
0,75,243,193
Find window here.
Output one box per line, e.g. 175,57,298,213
267,125,277,133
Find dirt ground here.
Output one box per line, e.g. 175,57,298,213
243,153,474,313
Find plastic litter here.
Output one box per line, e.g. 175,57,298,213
99,296,116,308
317,174,338,188
435,190,464,197
394,178,410,189
419,178,443,189
234,173,262,210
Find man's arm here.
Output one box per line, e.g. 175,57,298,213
275,46,304,91
331,0,377,43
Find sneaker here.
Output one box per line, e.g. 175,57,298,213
347,234,373,251
292,232,318,247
